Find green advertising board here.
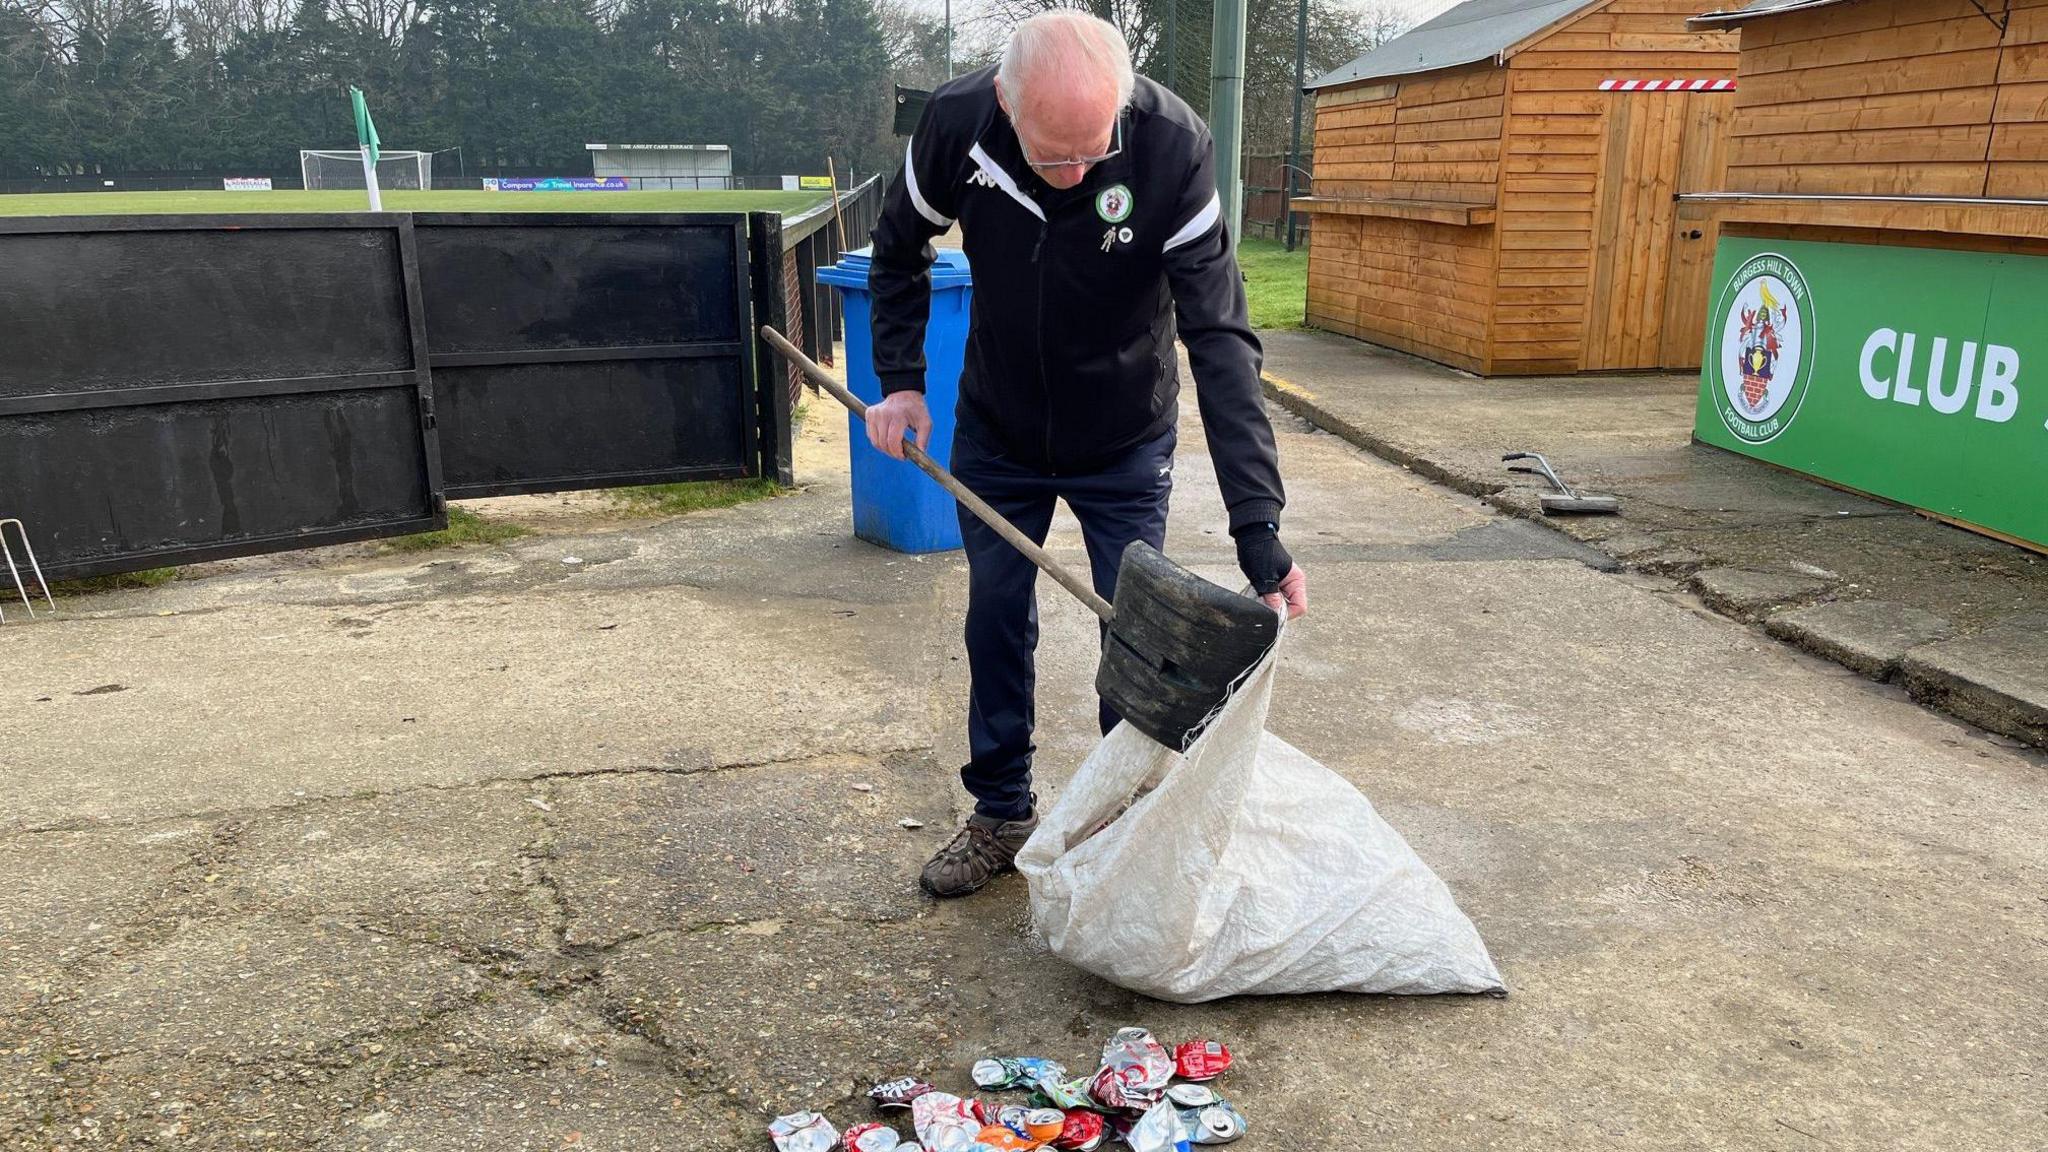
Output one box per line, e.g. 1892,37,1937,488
1695,236,2048,550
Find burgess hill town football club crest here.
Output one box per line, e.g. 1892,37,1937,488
1711,252,1815,445
1095,184,1133,224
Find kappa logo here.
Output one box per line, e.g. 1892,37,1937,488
968,169,999,189
1711,252,1815,445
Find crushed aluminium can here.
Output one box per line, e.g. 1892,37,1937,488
1183,1098,1246,1145
1030,1074,1095,1111
1092,1028,1174,1110
1022,1108,1066,1143
971,1124,1038,1151
971,1056,1068,1091
1171,1040,1232,1083
994,1104,1033,1137
869,1077,938,1110
1164,1082,1244,1143
1051,1110,1107,1152
843,1122,903,1152
910,1092,984,1152
769,1111,841,1152
1124,1099,1191,1152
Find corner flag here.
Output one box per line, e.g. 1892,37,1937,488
350,86,383,211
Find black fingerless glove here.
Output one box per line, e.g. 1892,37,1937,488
1232,522,1293,596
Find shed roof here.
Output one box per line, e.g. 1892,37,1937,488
1691,0,1853,25
1307,0,1602,89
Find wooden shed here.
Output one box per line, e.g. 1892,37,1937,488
1295,0,1741,375
1681,0,2048,553
1689,0,2047,241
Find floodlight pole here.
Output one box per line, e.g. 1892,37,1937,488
1286,0,1307,250
1163,0,1178,93
1211,0,1248,244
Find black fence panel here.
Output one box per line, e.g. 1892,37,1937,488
412,213,759,499
776,176,885,376
748,211,795,487
0,215,444,580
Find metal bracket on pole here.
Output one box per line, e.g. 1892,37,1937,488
0,519,55,623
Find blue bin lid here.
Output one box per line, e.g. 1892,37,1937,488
817,245,972,291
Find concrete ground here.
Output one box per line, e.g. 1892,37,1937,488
1261,330,2048,750
2,368,2044,1150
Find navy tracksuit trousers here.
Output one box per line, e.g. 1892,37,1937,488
949,414,1176,821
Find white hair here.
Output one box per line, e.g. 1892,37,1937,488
997,10,1136,113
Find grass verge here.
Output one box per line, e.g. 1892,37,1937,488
609,477,783,516
384,506,531,552
1238,237,1309,331
48,568,178,596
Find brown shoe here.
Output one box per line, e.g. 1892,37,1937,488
920,807,1038,898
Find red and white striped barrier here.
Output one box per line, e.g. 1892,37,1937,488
1599,78,1736,91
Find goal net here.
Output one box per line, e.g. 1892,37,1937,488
299,150,432,190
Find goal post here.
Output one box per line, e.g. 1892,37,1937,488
299,150,432,191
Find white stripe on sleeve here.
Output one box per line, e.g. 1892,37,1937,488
904,139,954,228
1162,190,1222,253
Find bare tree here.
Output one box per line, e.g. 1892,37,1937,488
328,0,421,45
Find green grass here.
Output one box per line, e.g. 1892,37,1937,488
383,506,531,552
609,477,783,516
1238,237,1310,331
48,567,178,596
0,188,828,217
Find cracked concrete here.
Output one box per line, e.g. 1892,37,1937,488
3,360,2045,1150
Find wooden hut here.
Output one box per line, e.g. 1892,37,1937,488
1295,0,1741,375
1681,0,2048,553
1689,0,2047,241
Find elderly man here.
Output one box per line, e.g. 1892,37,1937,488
868,10,1308,898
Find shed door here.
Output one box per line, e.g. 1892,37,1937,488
1582,92,1730,371
1657,95,1733,369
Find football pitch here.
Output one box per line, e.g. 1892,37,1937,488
0,188,830,217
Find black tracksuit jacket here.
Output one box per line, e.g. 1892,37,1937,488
868,67,1285,533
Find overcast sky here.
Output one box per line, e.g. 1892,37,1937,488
918,0,1463,58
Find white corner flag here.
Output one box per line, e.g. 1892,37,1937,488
350,86,383,211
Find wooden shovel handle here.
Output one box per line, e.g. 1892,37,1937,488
760,325,1115,622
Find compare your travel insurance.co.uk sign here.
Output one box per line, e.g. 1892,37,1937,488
1694,236,2047,550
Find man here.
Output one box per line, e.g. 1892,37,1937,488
867,10,1309,898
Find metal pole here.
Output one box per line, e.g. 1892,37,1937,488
945,0,953,78
1286,0,1307,251
360,147,382,212
1163,0,1178,95
1210,0,1248,243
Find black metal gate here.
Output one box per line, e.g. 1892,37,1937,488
0,215,444,581
412,214,762,499
0,208,823,581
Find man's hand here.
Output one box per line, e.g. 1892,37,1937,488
1234,524,1308,620
865,391,933,461
1263,565,1308,620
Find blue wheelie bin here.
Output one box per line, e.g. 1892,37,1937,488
816,246,973,553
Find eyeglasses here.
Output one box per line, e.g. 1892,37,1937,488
1022,116,1123,171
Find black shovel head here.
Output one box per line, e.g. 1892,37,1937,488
1096,541,1281,749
